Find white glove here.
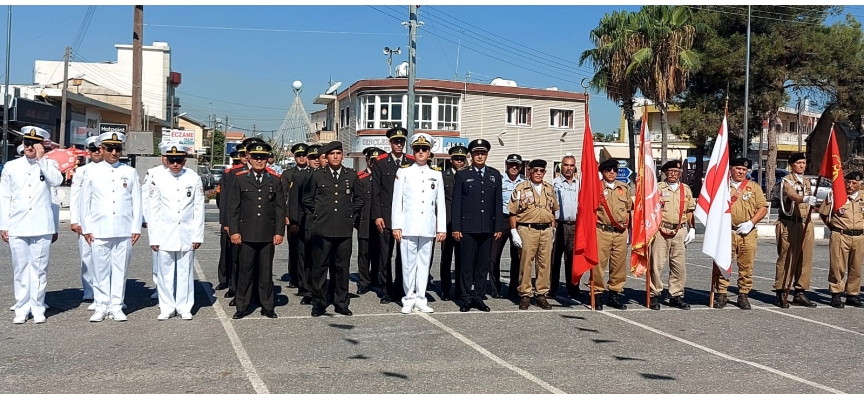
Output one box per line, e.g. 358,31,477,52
510,228,523,248
803,195,817,207
684,228,696,245
736,220,755,235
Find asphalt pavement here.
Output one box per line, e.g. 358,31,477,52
0,204,861,393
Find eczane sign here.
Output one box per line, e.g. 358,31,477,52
162,128,195,151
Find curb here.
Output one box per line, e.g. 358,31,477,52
755,222,827,240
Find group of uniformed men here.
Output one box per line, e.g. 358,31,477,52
6,123,864,324
3,126,205,324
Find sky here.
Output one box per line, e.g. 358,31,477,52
0,5,645,137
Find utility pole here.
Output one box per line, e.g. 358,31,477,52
2,6,11,163
224,114,228,165
743,5,752,161
796,96,802,152
406,5,418,139
130,5,143,131
252,124,256,137
208,113,215,167
59,46,70,147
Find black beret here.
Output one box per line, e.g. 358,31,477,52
306,145,321,158
448,145,468,157
599,159,619,172
661,160,682,171
291,143,309,156
468,139,490,152
386,127,408,140
730,158,751,168
846,171,864,181
506,154,523,164
320,141,343,155
528,159,546,169
789,152,807,163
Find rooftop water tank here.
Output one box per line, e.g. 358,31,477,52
490,77,517,87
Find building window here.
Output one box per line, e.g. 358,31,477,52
380,95,402,129
360,96,375,129
506,106,532,127
340,107,349,128
414,95,433,130
549,109,573,129
87,118,99,129
437,96,459,130
789,121,797,133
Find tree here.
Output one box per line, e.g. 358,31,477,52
209,129,225,165
628,5,703,165
593,131,617,142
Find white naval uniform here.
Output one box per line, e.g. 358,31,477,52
391,163,446,308
142,165,168,295
79,161,142,314
70,162,96,299
147,167,205,315
0,156,63,319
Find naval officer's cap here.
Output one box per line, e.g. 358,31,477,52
97,131,125,148
85,136,100,151
21,126,49,143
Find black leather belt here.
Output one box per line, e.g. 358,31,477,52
596,223,625,233
517,222,551,230
661,222,687,231
778,214,806,223
558,220,575,225
830,227,864,236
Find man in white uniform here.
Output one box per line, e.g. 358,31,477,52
391,133,446,314
148,145,204,320
0,126,63,324
142,142,171,300
79,132,142,322
70,136,103,303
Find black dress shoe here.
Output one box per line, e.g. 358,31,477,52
215,283,228,291
232,310,249,319
490,291,503,299
261,309,278,318
792,292,816,308
831,293,845,309
357,285,370,295
335,307,353,316
300,296,313,305
846,296,864,308
775,290,789,308
668,296,690,310
607,292,627,310
649,296,660,310
474,300,491,312
311,307,326,317
593,294,604,311
737,293,751,310
380,294,391,304
714,293,728,309
459,304,471,312
229,299,236,307
441,295,450,301
224,290,235,299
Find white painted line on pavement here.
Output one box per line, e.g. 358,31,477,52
417,312,566,394
685,262,827,291
754,306,864,337
194,259,270,394
600,311,846,394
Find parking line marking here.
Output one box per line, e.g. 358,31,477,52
685,262,827,291
754,306,864,337
194,259,270,394
600,311,845,394
417,312,565,394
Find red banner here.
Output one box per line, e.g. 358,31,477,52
818,124,847,212
572,111,599,281
630,111,662,277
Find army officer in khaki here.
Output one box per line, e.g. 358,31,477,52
819,171,864,309
714,158,767,310
649,160,695,310
774,152,817,309
593,159,632,310
507,159,559,310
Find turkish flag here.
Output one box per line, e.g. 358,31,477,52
818,124,847,213
572,111,599,282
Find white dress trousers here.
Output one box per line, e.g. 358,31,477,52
91,237,132,312
70,163,94,298
142,165,167,289
391,164,446,308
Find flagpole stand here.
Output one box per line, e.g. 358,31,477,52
709,263,717,308
589,269,595,310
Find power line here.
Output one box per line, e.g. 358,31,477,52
71,6,96,51
143,23,402,36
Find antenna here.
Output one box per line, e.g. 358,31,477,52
325,81,342,95
383,46,401,77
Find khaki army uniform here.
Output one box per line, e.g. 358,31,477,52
715,180,766,294
593,180,632,293
650,182,695,297
507,180,559,297
819,192,864,296
774,174,814,293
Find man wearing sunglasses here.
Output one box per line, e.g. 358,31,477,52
228,142,286,320
78,132,142,322
592,159,632,310
439,144,469,301
508,159,559,310
0,126,63,324
650,160,695,310
69,136,104,305
147,145,205,320
371,127,415,305
142,142,172,302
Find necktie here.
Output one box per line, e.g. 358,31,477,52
256,173,262,184
333,170,338,180
477,168,483,179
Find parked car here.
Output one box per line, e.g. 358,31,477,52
770,175,831,208
210,166,225,185
748,168,789,193
197,165,215,190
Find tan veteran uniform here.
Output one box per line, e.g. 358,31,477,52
774,152,816,308
650,160,695,310
593,159,632,310
507,159,559,310
819,171,864,309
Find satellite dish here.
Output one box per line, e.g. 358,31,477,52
383,47,391,55
292,80,303,91
325,81,342,95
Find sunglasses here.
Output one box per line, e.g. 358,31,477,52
166,157,186,165
88,146,100,153
413,147,430,153
602,168,616,172
451,157,466,162
22,139,39,147
532,168,546,173
103,146,122,154
250,155,269,160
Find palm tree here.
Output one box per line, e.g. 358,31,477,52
579,10,646,169
627,5,702,164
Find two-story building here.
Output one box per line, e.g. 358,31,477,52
312,78,586,180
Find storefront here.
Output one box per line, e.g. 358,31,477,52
0,97,60,159
350,134,469,171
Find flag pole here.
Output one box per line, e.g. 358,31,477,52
709,264,717,308
641,104,652,309
582,82,596,312
590,270,595,310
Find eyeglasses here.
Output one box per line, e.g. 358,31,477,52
532,168,546,173
103,146,122,154
507,163,521,168
665,169,682,174
166,157,185,165
413,147,430,153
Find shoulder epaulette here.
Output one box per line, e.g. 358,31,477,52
401,164,411,168
266,167,281,178
235,169,248,176
433,166,442,171
358,170,371,179
376,153,388,161
405,154,416,160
